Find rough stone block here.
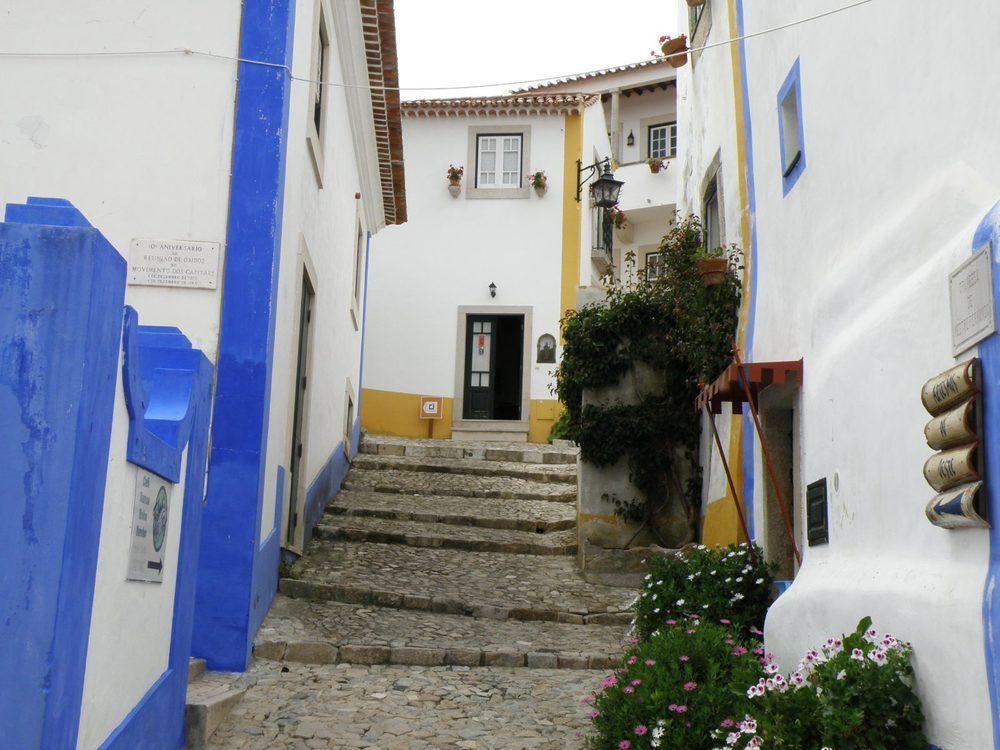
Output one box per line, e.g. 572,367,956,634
554,612,585,625
483,650,525,667
402,593,433,611
252,641,287,661
284,641,338,665
587,654,617,670
557,654,590,670
391,647,446,667
445,648,482,667
472,605,509,620
339,644,391,665
525,652,559,669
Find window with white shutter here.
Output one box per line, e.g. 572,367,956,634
648,122,677,159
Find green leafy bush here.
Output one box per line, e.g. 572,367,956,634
554,215,742,538
635,544,774,641
585,618,764,750
719,618,927,750
548,408,578,443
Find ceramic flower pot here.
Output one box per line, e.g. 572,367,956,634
697,257,728,286
648,161,662,174
661,34,689,68
448,182,461,198
534,184,546,196
686,0,705,6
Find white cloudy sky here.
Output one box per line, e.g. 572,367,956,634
394,0,679,100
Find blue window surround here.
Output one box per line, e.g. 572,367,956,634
192,0,297,672
777,58,806,197
974,201,1000,750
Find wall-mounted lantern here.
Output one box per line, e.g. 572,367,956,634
489,282,497,298
576,157,624,207
626,130,635,148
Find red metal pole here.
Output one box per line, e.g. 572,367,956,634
732,345,802,566
704,404,755,560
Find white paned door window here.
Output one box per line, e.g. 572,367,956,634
648,122,677,159
477,134,522,188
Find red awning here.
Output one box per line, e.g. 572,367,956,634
696,359,803,415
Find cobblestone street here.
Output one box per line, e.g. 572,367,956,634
207,436,636,749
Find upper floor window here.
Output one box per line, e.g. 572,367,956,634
703,178,721,251
648,122,677,160
477,134,522,188
778,58,806,196
307,3,332,185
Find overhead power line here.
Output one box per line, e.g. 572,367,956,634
0,0,875,94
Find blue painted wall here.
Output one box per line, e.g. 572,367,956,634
973,202,1000,750
0,198,125,748
192,0,297,671
100,311,214,750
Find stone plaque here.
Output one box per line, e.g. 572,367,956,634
924,397,977,450
128,238,220,290
949,246,995,356
127,468,172,583
923,444,980,493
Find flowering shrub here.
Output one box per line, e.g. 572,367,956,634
610,206,628,229
528,169,547,189
586,618,763,750
635,544,774,641
446,165,464,182
718,617,927,750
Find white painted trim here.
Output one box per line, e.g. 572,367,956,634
329,0,386,232
465,124,532,200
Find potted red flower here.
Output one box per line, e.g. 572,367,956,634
659,34,689,68
647,157,666,174
528,169,547,196
447,165,464,197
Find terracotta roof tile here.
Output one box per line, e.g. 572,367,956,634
402,93,599,118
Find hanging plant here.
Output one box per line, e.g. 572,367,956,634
658,34,689,68
528,169,547,195
647,157,666,174
447,165,463,197
609,206,628,229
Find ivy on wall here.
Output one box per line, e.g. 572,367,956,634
555,215,742,542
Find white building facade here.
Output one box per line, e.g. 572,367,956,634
675,1,1000,747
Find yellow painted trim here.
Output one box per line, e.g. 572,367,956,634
701,496,749,547
560,111,583,324
529,399,563,444
361,388,454,440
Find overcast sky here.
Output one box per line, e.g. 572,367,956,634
394,0,679,100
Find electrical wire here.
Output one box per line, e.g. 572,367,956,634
0,0,875,94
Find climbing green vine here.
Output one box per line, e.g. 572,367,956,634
555,215,742,542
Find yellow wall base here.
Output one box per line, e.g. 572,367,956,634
700,495,749,547
361,388,563,444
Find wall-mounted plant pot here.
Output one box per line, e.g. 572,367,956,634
661,34,688,68
448,182,461,198
534,185,547,197
686,0,705,6
697,258,728,286
648,161,663,174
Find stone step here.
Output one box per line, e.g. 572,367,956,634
188,657,207,683
327,489,576,532
352,452,576,483
253,595,623,670
313,516,577,556
282,541,635,626
361,434,578,465
344,467,576,503
184,672,254,749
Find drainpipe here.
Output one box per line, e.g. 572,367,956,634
610,89,621,163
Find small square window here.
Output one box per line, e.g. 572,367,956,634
778,59,806,195
477,134,522,188
648,122,677,160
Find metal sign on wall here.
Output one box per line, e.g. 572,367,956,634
949,246,996,355
127,468,172,582
921,359,989,528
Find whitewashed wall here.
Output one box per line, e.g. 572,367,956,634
0,0,240,361
364,112,570,404
262,0,373,545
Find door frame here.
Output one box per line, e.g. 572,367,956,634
452,305,532,433
281,236,319,554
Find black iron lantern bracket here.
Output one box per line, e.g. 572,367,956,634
576,157,624,207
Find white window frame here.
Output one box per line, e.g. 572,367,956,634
307,0,333,186
476,134,522,189
465,125,532,200
647,122,677,160
349,215,365,330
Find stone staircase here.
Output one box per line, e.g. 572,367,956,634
252,435,636,672
184,658,253,748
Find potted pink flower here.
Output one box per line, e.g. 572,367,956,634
647,157,666,174
659,34,689,68
528,169,547,196
447,165,464,197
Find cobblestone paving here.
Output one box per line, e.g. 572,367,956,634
257,596,626,658
353,454,576,483
328,490,576,532
212,436,630,748
314,516,577,555
344,468,576,503
207,661,597,749
285,541,634,617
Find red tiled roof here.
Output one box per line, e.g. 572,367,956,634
512,58,673,93
402,93,599,118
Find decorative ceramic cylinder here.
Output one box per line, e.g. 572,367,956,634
448,183,461,198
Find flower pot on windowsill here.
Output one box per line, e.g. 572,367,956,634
448,181,461,198
660,34,688,68
697,258,728,286
686,0,705,6
648,160,664,174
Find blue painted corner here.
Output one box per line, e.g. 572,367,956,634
0,199,125,748
777,58,806,197
248,466,286,642
100,312,214,750
973,201,1000,750
193,0,297,672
